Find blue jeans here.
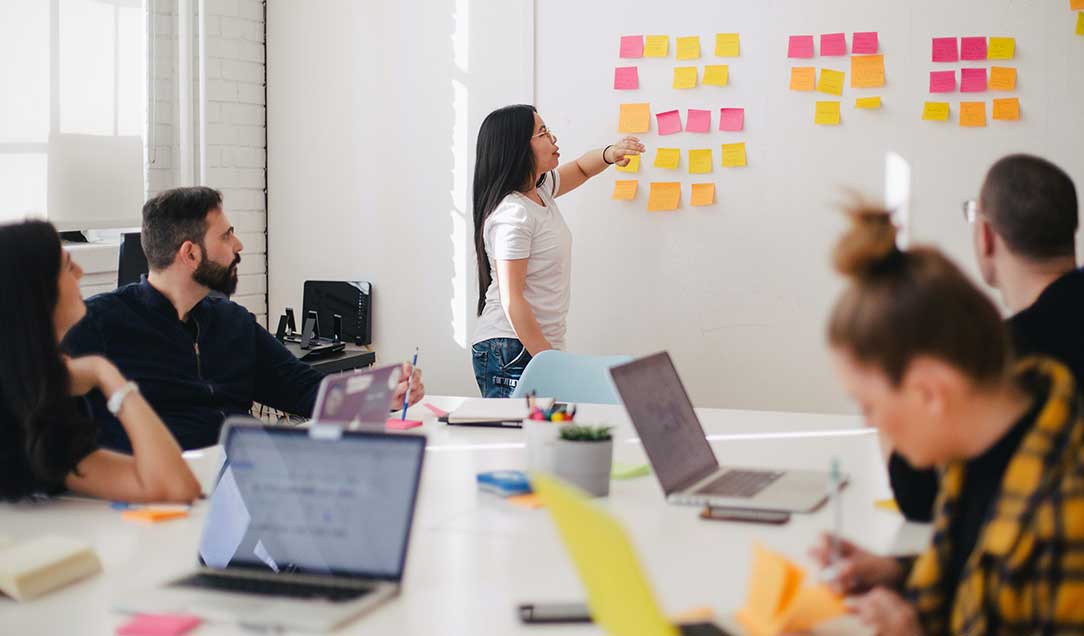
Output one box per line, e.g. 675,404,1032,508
472,338,533,398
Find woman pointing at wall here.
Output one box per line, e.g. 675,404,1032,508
471,105,644,398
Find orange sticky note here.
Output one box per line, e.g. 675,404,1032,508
688,149,713,174
789,67,816,91
715,33,741,57
644,35,669,58
612,180,638,200
618,103,651,133
122,507,189,523
784,585,848,631
814,101,841,125
993,97,1020,121
673,66,698,89
737,543,846,636
960,101,986,127
850,54,885,88
922,101,950,121
987,37,1015,60
1074,0,1084,10
720,142,747,168
690,183,715,206
654,148,680,169
855,96,882,109
676,36,701,60
817,69,845,96
615,154,640,173
507,493,544,509
989,66,1016,91
647,182,681,212
703,65,729,86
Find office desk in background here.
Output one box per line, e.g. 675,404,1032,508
282,341,376,375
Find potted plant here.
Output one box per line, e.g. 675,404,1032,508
552,425,614,497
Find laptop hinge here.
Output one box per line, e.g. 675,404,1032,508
670,465,721,495
196,566,387,590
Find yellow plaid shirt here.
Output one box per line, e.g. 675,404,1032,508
906,357,1084,635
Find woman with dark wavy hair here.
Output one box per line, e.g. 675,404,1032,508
0,220,199,502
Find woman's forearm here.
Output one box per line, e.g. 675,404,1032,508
503,295,552,356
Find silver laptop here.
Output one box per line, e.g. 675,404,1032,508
311,363,401,428
610,352,838,513
115,418,426,632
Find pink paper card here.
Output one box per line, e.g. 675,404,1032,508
932,37,959,62
117,614,202,636
960,68,987,92
961,36,987,60
787,35,815,58
423,403,449,417
820,33,847,56
386,418,422,430
929,70,956,93
656,109,683,135
852,32,878,54
614,66,639,90
719,108,745,132
619,35,644,58
686,109,711,132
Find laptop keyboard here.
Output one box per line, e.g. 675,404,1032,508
172,572,372,603
695,469,784,498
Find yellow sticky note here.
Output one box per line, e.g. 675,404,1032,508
814,101,841,125
1077,12,1084,36
673,66,698,89
715,33,740,57
922,101,950,121
850,54,885,88
703,65,729,86
874,498,900,511
789,67,816,91
855,96,882,109
993,97,1021,121
654,148,680,169
615,154,640,173
676,36,700,60
690,183,715,206
988,37,1015,60
612,180,638,200
688,149,713,174
618,103,651,133
721,142,747,168
989,66,1016,91
644,35,669,58
817,68,845,96
647,182,681,212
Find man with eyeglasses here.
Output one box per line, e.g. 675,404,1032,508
889,154,1083,522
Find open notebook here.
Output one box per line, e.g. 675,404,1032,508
446,397,554,426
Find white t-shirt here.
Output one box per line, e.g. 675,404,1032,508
472,170,572,351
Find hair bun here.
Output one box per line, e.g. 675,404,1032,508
833,207,900,278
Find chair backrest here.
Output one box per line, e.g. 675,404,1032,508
511,350,633,404
117,232,148,288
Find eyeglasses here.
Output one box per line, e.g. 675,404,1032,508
532,127,557,143
962,199,978,224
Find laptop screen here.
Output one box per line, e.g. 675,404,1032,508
198,424,425,581
609,352,718,494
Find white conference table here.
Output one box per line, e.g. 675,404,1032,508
0,397,932,635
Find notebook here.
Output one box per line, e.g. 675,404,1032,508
0,535,102,601
446,397,554,426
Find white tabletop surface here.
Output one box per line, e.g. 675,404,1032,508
0,397,932,635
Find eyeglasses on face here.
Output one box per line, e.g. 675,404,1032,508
532,127,557,143
962,199,979,224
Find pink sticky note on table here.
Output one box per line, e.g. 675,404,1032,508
619,35,644,58
656,109,682,135
719,108,745,132
960,68,987,92
614,66,638,90
820,33,847,56
117,614,202,636
929,70,956,93
788,35,815,58
686,109,711,132
423,402,449,418
387,417,423,430
961,37,987,60
852,32,878,54
932,37,959,62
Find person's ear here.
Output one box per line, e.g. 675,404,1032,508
979,218,997,258
176,240,203,271
900,356,962,420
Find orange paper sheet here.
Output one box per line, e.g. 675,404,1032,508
647,182,681,212
612,180,638,200
690,183,715,206
737,543,846,636
960,101,987,127
789,67,816,91
618,103,651,133
850,54,885,88
993,97,1020,121
989,66,1016,91
122,508,189,523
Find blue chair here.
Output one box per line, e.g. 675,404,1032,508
511,350,633,405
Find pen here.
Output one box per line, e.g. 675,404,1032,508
401,347,418,420
830,458,842,570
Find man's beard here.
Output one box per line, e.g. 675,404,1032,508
193,253,240,296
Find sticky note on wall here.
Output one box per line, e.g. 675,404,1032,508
850,55,885,88
673,66,698,89
790,67,816,91
961,37,987,60
959,101,987,127
619,35,644,58
932,37,959,62
615,154,640,173
929,70,956,93
647,182,681,212
676,36,701,60
703,65,729,86
686,109,712,133
993,97,1020,121
721,142,747,167
814,101,841,125
720,108,745,132
618,103,651,133
1074,0,1084,10
654,148,680,169
688,149,714,174
1077,12,1084,36
989,67,1016,90
922,101,950,121
656,109,683,135
987,37,1015,60
817,69,845,96
788,35,815,58
614,66,639,90
612,180,638,200
690,183,715,206
855,96,882,109
852,32,878,54
644,35,669,57
820,33,847,56
715,33,740,57
960,68,987,93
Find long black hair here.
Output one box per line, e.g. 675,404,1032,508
473,104,547,316
0,221,95,495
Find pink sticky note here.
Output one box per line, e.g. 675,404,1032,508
852,32,878,54
932,37,959,62
656,109,682,135
929,70,956,93
423,402,449,418
960,68,987,92
117,614,202,636
719,108,745,132
686,109,711,132
614,66,639,90
788,35,815,58
820,33,847,56
387,417,423,430
961,37,987,60
619,35,644,58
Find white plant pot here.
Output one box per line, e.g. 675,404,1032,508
524,420,563,475
552,438,614,497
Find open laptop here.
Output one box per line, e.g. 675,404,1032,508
610,352,837,513
311,363,401,427
115,418,426,632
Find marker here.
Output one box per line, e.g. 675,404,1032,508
400,347,418,420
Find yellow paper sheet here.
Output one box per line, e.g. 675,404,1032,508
715,33,740,57
855,96,882,109
618,103,651,133
789,67,816,91
676,36,701,60
703,65,729,86
720,142,747,168
817,68,845,96
874,498,900,511
615,154,641,173
690,183,715,206
1077,12,1084,36
850,54,885,88
993,97,1020,121
611,180,638,200
989,66,1016,90
987,37,1015,60
647,182,681,212
960,101,986,127
673,66,698,89
922,101,950,121
814,101,841,125
644,35,669,58
654,148,680,169
688,149,713,174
